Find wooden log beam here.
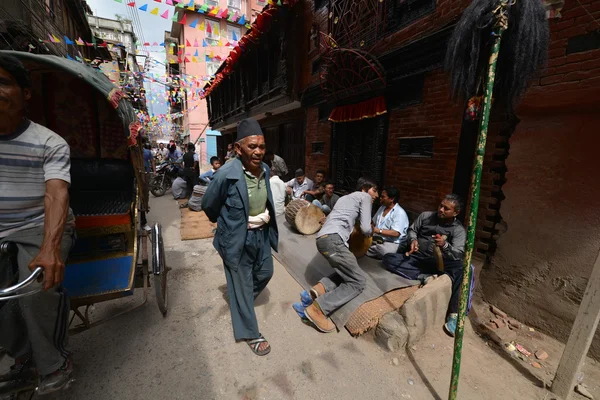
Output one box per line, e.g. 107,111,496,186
551,247,600,399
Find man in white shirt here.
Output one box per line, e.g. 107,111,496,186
157,142,169,160
367,186,409,259
269,173,287,216
286,169,313,200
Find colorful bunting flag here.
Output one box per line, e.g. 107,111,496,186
166,0,173,4
184,57,190,62
179,14,187,24
202,39,208,47
127,2,135,6
64,36,74,45
150,7,159,15
76,37,84,45
189,18,198,28
139,4,148,11
232,31,237,41
194,49,199,56
160,9,169,18
193,38,199,47
206,22,212,33
172,11,179,21
186,39,192,47
213,24,219,36
209,6,219,15
199,22,205,30
238,15,245,25
192,56,198,62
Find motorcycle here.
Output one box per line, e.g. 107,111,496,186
150,161,180,197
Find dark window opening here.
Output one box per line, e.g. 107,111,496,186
385,74,425,110
318,105,333,121
383,0,436,36
567,31,600,55
315,0,327,10
398,136,434,158
312,141,325,154
312,58,321,75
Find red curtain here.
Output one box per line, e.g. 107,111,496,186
328,96,387,123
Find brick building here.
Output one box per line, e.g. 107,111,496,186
0,0,106,60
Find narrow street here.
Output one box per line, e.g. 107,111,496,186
50,195,552,400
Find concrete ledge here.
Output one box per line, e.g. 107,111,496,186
375,312,409,352
400,275,452,345
374,275,452,352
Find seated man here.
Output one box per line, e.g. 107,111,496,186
286,169,313,200
312,181,339,215
382,194,466,336
0,55,74,394
264,150,288,178
303,170,326,202
199,156,222,184
300,178,378,333
367,187,409,259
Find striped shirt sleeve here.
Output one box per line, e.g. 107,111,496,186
43,134,71,184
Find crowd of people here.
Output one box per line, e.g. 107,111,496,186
197,117,467,357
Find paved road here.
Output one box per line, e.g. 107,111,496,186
36,194,549,400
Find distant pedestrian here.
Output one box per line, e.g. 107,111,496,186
286,169,313,199
202,118,279,356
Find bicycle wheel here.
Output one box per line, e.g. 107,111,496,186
151,223,168,315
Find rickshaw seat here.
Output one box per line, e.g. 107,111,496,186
69,159,135,230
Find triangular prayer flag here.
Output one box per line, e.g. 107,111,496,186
209,51,214,58
184,57,190,62
245,23,251,29
127,2,136,6
192,56,197,62
76,37,84,45
166,0,173,4
176,1,185,7
213,24,219,36
194,49,199,56
217,39,223,46
144,42,150,46
238,15,245,25
225,41,231,47
170,42,176,46
160,9,169,18
232,31,237,41
202,39,207,47
179,14,187,24
152,41,159,46
219,8,228,18
139,4,148,11
206,22,212,33
209,6,219,14
199,22,205,30
52,34,61,43
172,11,179,21
67,54,75,60
186,39,192,47
199,3,208,12
189,18,198,28
159,42,165,46
193,38,199,47
227,12,234,22
64,36,74,45
150,7,159,15
114,0,123,2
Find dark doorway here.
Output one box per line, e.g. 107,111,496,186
330,115,388,192
452,119,478,223
263,119,305,181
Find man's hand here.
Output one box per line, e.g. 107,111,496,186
286,187,292,195
433,234,447,248
406,240,419,256
29,248,65,290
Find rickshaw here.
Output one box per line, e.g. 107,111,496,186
0,51,168,397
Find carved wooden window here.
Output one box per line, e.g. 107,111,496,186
312,141,326,154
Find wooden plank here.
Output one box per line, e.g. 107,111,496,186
551,248,600,399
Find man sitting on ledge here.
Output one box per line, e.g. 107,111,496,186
381,194,466,337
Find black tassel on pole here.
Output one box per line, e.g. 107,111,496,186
445,0,549,110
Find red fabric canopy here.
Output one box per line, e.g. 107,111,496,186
328,96,387,123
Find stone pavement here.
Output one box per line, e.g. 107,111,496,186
4,194,568,400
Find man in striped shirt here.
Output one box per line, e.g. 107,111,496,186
0,54,74,394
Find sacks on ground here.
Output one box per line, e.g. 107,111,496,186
188,185,207,211
172,177,188,200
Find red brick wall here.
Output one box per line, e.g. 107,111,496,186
304,107,331,177
384,70,463,216
476,0,600,257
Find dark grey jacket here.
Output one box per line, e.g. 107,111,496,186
201,158,279,265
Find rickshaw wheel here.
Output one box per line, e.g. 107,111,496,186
151,223,168,315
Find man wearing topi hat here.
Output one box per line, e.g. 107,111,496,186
202,118,278,356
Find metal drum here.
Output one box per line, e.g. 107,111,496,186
285,199,325,235
348,224,373,258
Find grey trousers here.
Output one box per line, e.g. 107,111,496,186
223,228,273,341
315,234,366,316
367,241,399,259
0,226,74,375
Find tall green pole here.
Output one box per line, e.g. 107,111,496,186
448,6,508,399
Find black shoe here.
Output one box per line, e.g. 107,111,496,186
0,356,35,383
36,358,74,395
